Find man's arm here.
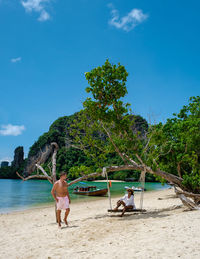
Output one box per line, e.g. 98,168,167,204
51,182,58,203
66,184,71,203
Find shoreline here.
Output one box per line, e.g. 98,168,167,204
0,180,170,214
0,188,168,215
1,187,165,216
0,196,112,215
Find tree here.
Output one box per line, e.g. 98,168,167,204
149,96,200,194
70,60,200,209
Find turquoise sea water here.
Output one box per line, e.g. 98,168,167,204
0,179,169,213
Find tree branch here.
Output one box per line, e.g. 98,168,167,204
100,121,127,164
174,187,200,200
122,153,138,166
16,171,52,182
177,162,182,178
104,164,183,188
174,187,200,210
35,164,53,184
51,142,59,183
68,162,184,190
68,171,102,187
141,132,153,155
135,154,145,166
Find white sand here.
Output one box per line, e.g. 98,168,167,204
0,189,200,259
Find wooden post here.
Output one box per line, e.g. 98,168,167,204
139,169,146,210
105,169,112,210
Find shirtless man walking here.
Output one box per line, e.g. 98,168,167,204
51,172,71,228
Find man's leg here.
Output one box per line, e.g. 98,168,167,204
64,208,70,225
57,210,61,227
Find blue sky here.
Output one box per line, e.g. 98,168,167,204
0,0,199,162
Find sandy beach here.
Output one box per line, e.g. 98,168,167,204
0,188,200,259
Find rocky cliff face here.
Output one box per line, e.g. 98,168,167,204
23,114,78,175
23,144,53,175
12,146,24,169
23,112,148,175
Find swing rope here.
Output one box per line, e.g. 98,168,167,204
139,168,146,210
104,166,146,211
102,167,112,210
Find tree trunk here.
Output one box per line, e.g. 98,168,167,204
177,162,182,178
50,143,59,222
174,187,200,210
51,142,58,184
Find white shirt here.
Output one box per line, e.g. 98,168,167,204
120,194,135,208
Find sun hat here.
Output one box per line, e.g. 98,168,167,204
125,186,134,195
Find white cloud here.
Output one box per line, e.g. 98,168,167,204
0,124,25,136
11,57,22,63
108,4,148,32
21,0,51,21
38,9,50,21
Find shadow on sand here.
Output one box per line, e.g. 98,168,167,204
107,205,183,220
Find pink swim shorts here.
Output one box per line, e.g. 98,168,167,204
56,196,70,210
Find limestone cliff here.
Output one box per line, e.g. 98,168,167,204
23,112,148,175
12,146,24,169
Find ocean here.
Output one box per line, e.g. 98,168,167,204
0,179,169,213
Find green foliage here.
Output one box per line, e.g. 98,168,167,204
29,113,79,157
84,59,130,127
182,172,200,193
56,147,94,177
0,166,17,179
0,161,26,179
69,165,93,179
71,61,199,192
29,132,50,157
112,171,128,181
149,96,200,193
69,60,148,169
85,59,128,107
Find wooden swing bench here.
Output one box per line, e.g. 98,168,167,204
104,167,147,216
108,208,146,213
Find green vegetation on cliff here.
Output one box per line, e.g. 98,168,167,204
29,113,78,157
27,111,152,181
0,146,25,179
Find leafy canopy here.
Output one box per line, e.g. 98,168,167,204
69,60,148,175
149,96,200,192
71,60,200,193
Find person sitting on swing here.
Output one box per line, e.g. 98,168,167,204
114,188,136,216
